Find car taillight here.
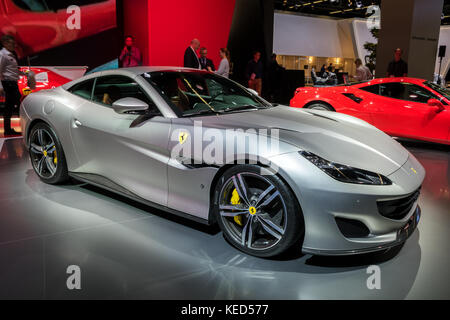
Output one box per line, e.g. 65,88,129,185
342,93,363,103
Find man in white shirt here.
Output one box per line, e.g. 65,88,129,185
354,58,372,82
0,35,24,136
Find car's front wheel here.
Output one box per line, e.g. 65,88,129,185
213,165,304,258
29,122,69,184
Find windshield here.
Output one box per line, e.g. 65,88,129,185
424,81,450,100
141,71,271,116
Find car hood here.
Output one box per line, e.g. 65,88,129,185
198,105,409,175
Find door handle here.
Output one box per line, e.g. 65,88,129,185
73,119,82,127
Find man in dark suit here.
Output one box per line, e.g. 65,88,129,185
183,39,201,69
387,48,408,77
199,47,215,72
246,51,263,95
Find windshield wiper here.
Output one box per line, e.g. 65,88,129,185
182,109,224,117
222,105,264,113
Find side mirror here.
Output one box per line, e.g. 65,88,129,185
427,99,445,113
112,97,149,114
247,88,259,96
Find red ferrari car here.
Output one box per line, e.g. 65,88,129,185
0,66,86,104
291,77,450,145
0,0,116,59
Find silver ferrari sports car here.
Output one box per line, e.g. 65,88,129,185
20,67,425,257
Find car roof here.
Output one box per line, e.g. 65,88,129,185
120,66,206,75
62,66,207,89
353,77,427,87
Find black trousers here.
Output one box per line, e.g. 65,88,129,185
1,80,21,132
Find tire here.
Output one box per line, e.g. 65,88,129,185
213,165,304,258
28,122,69,184
306,103,333,111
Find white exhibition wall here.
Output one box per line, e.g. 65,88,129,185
273,11,450,76
273,12,346,58
351,19,377,63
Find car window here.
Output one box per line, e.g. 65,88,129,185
143,71,269,116
404,83,438,103
423,81,450,102
359,84,380,95
92,75,159,112
380,82,407,100
68,78,95,100
12,0,48,11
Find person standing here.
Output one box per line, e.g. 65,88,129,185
320,64,326,77
327,63,333,72
268,53,284,101
119,35,142,68
246,51,263,95
184,39,201,69
0,35,24,136
354,58,372,81
387,48,408,77
199,47,215,71
215,48,230,78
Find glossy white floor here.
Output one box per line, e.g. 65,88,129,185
0,136,449,299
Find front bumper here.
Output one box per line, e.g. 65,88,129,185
302,205,421,256
269,151,425,256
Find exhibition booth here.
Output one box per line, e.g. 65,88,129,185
0,0,449,302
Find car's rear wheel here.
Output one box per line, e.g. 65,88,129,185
213,165,304,258
29,123,69,184
306,103,333,111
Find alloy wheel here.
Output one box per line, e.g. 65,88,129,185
218,172,288,251
30,128,58,179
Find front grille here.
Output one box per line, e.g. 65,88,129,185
377,188,421,220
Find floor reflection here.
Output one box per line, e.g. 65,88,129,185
0,137,449,299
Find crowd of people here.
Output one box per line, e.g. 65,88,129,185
314,48,408,83
182,38,266,95
183,39,232,79
117,36,288,99
101,35,412,94
116,36,410,99
183,39,231,79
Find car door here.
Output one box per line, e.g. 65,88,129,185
359,81,449,142
396,83,449,143
69,74,171,206
342,84,379,124
147,71,219,220
362,82,412,136
357,83,395,132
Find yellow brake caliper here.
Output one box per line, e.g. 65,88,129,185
53,150,58,165
231,189,243,226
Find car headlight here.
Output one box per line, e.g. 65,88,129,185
299,151,392,185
